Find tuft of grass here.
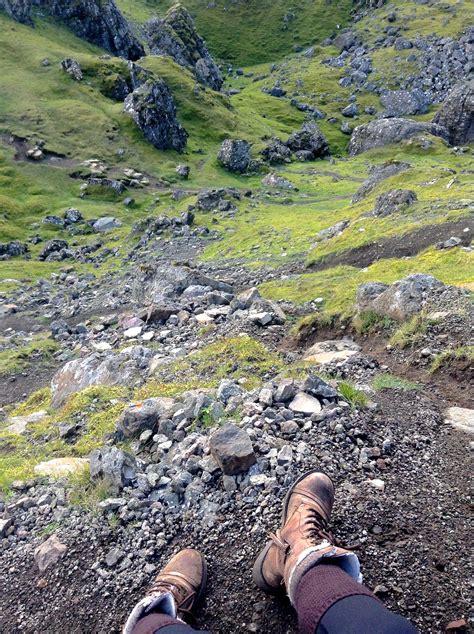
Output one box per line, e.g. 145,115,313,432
68,465,112,512
373,373,420,392
390,313,438,349
338,381,369,409
430,346,474,374
37,521,62,538
354,311,396,335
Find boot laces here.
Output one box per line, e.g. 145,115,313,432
149,580,197,621
305,508,336,545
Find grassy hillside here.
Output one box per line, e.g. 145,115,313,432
117,0,354,64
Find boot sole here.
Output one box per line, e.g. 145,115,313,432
252,468,334,594
196,552,208,606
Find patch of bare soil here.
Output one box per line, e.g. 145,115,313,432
309,218,474,271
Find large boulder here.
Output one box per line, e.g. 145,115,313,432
218,139,251,173
145,4,223,91
0,0,144,60
356,274,446,321
210,423,256,475
432,81,474,145
89,446,137,491
287,122,329,160
51,349,149,408
124,80,188,152
116,397,176,439
348,118,449,155
380,89,430,118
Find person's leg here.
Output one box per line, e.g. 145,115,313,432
123,549,208,634
253,470,418,634
295,564,417,634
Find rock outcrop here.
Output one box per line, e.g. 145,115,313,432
432,81,474,145
348,118,449,155
286,122,329,160
124,80,188,152
0,0,144,60
145,3,223,91
218,139,251,173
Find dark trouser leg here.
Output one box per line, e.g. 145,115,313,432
132,613,205,633
294,564,418,634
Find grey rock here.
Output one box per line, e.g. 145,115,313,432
117,398,176,439
64,208,83,223
380,89,430,117
373,190,417,217
356,274,446,321
210,423,256,475
261,139,292,164
89,446,137,491
217,380,243,404
124,80,188,152
0,517,13,537
262,173,296,190
342,103,359,118
61,58,83,81
317,220,349,241
432,81,474,145
218,139,251,173
176,164,190,179
274,380,296,403
287,122,329,159
145,4,223,91
1,0,144,60
352,161,411,203
38,239,69,261
93,217,122,232
348,118,449,155
105,548,124,567
303,376,338,400
436,237,462,250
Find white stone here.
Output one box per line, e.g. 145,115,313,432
34,457,89,477
289,392,322,415
92,341,112,352
304,339,360,365
195,313,214,324
124,326,142,339
141,331,155,341
368,478,385,492
6,410,48,435
445,407,474,435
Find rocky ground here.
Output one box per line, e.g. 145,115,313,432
0,1,473,633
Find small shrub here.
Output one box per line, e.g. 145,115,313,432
68,466,112,512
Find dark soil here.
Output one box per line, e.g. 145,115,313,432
309,218,474,271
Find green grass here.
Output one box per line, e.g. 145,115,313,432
338,381,369,409
372,373,420,392
354,311,396,335
0,334,59,377
260,248,474,317
430,345,474,374
390,313,439,349
68,465,113,512
117,0,354,65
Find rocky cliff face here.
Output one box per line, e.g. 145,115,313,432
0,0,144,60
145,3,223,91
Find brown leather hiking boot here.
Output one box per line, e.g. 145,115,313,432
149,548,207,620
253,470,359,603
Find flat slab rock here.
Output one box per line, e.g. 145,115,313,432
34,457,89,477
445,407,474,435
304,339,360,365
34,534,67,573
6,410,48,435
289,392,322,415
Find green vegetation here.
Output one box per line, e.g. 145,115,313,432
338,381,369,409
68,465,112,512
117,0,354,65
372,373,420,392
354,311,396,335
430,346,474,374
390,312,439,349
0,334,59,377
0,385,129,491
138,335,283,399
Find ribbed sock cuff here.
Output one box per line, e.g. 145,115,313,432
295,564,377,634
